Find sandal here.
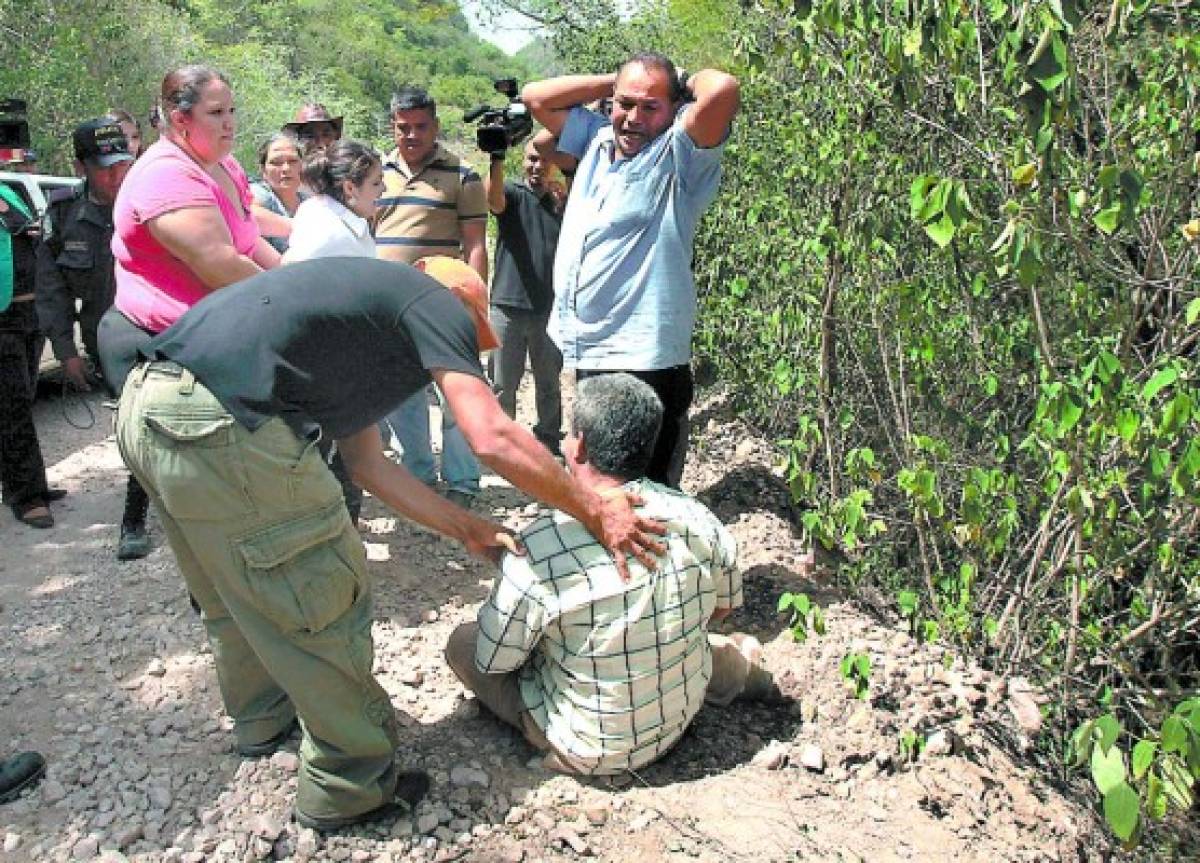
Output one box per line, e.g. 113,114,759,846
12,498,54,529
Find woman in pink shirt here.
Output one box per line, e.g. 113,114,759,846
100,64,280,562
112,64,280,333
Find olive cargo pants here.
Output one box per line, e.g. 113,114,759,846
116,362,400,820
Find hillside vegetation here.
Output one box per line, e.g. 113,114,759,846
0,0,534,171
494,0,1200,851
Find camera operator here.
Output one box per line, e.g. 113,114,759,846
484,128,564,454
523,54,740,487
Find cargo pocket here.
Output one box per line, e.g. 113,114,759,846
142,408,254,520
237,505,364,635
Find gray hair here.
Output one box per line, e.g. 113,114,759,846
572,374,663,481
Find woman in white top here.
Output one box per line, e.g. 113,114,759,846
283,140,383,262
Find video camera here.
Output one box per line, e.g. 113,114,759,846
0,98,31,150
464,79,532,156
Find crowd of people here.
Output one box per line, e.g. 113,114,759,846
0,53,775,834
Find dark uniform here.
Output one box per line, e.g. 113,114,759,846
35,183,117,377
0,184,54,522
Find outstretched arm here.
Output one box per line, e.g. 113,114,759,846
437,369,666,578
337,422,519,563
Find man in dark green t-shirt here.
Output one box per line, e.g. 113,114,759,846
116,257,662,831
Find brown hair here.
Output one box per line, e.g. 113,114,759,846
159,65,230,131
256,132,301,170
301,139,380,205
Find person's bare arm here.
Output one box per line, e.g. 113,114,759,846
485,157,507,215
680,69,741,149
522,73,617,138
461,220,488,283
531,127,577,182
251,204,293,240
436,369,666,577
147,206,262,289
250,236,282,270
337,423,519,563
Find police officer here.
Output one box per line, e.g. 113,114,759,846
36,117,149,557
36,117,132,392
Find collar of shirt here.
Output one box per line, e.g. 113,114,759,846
384,143,449,180
311,194,371,240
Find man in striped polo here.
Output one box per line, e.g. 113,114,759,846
375,87,487,506
445,374,775,775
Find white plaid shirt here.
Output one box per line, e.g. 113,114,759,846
474,479,741,774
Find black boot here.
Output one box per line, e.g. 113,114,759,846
117,474,151,560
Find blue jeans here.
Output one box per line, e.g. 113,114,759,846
383,385,480,495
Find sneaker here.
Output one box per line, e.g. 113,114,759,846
117,522,152,560
293,769,430,832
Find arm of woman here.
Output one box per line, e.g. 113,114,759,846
147,206,263,289
251,204,293,240
250,235,282,269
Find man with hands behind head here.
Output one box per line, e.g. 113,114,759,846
523,54,739,488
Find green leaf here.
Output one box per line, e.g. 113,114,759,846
1160,393,1193,434
1094,203,1121,235
1132,741,1157,780
1012,162,1037,186
1114,410,1140,442
924,213,956,248
1146,773,1167,819
1186,297,1200,327
1161,716,1187,753
1057,396,1083,434
1028,30,1069,92
1142,367,1178,400
1091,744,1126,795
777,592,795,613
1102,782,1140,842
1096,713,1121,752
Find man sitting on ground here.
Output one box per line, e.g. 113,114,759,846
446,373,773,775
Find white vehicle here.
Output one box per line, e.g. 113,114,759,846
0,170,81,219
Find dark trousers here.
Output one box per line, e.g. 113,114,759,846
0,300,50,508
97,307,154,525
576,364,694,488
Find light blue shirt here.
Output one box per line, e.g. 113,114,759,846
551,105,725,370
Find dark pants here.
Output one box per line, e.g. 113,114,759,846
576,364,694,488
0,300,50,508
97,307,155,526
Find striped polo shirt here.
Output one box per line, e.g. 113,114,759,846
374,144,487,264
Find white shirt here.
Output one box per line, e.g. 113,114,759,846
283,195,376,262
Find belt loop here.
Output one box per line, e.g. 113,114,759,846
179,368,196,395
134,362,152,386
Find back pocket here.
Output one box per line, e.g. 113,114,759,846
142,408,254,520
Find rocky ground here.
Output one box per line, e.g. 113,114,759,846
0,378,1111,862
